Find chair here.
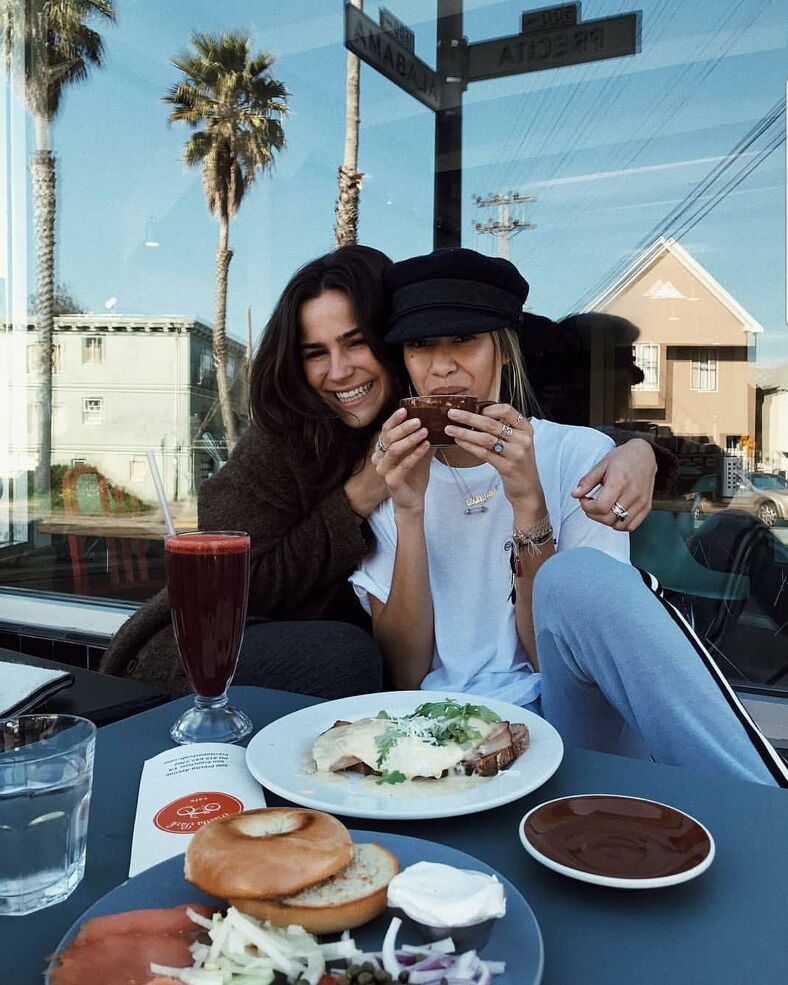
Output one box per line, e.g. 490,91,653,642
629,508,750,601
61,465,151,596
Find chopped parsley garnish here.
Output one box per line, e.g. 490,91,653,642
376,770,407,785
372,698,501,770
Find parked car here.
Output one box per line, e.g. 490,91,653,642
687,472,788,527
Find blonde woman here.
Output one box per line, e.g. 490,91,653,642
350,248,786,787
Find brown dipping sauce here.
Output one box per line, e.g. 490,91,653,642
400,395,492,446
523,795,711,879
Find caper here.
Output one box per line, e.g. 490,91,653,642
398,973,410,983
374,971,390,983
357,973,374,985
348,965,362,977
362,963,375,973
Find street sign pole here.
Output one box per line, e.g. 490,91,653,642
434,0,465,247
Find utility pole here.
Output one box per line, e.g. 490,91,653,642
473,192,535,259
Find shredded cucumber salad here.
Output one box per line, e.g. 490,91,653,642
150,908,505,985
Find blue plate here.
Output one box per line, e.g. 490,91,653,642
47,830,543,985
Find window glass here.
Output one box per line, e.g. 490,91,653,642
691,347,719,392
82,336,104,365
633,343,659,391
82,398,104,425
2,0,787,698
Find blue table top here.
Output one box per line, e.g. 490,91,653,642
6,685,788,985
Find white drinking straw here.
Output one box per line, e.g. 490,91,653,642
145,450,176,537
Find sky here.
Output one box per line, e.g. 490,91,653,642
7,0,788,362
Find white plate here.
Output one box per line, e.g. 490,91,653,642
245,690,563,820
519,793,716,890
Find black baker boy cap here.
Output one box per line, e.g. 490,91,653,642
384,247,529,344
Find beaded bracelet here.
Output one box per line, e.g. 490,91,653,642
504,515,554,603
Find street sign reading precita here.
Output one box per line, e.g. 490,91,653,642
469,11,641,82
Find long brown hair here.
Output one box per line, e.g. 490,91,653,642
249,246,401,491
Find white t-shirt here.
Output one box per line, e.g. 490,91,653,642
350,418,630,707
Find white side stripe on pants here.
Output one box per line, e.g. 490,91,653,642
637,567,788,788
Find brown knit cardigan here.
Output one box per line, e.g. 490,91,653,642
99,425,372,694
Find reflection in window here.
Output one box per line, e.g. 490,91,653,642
691,348,718,392
27,342,63,374
632,343,659,391
82,397,103,424
82,336,104,364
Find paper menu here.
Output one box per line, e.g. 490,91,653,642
129,742,266,876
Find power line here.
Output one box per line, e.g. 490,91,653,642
570,96,785,313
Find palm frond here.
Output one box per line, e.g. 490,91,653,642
12,0,116,121
166,29,288,222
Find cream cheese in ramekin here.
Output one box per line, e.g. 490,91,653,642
387,861,506,928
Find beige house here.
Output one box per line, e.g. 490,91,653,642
586,238,761,451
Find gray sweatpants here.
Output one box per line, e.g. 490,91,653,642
534,548,785,787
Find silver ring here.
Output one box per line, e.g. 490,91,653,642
610,501,629,522
499,423,514,441
493,440,505,455
377,437,387,454
514,413,525,425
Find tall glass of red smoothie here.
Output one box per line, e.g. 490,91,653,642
165,530,253,744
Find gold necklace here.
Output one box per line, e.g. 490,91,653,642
437,451,500,515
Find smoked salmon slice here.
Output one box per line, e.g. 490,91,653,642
48,903,214,985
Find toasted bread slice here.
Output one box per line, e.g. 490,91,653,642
230,842,399,934
461,722,530,776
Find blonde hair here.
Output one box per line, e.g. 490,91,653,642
491,328,539,416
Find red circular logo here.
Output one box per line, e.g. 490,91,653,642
153,791,244,834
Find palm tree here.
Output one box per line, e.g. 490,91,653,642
334,0,363,247
4,0,115,495
165,32,287,452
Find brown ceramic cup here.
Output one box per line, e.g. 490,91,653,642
399,395,492,446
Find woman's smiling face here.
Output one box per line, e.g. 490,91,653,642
299,288,394,428
403,333,500,402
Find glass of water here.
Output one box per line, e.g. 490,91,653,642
0,714,96,916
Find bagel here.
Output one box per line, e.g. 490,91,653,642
230,843,400,934
184,807,353,899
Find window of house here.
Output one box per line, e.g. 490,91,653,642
130,456,146,482
82,397,103,424
82,336,104,364
198,349,213,384
691,348,719,392
632,344,659,390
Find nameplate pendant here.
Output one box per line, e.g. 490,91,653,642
464,488,497,513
